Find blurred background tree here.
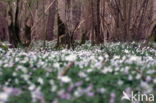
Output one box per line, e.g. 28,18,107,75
0,0,155,48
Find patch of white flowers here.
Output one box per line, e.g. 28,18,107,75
58,76,71,83
0,42,155,103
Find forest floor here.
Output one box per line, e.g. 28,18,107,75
0,42,156,103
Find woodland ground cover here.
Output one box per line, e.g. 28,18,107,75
0,42,156,103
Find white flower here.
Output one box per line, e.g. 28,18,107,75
125,50,129,53
97,88,106,94
57,89,65,96
124,67,129,74
13,72,17,77
153,79,156,84
53,63,60,68
146,76,152,82
22,74,30,81
31,88,44,102
15,79,19,84
38,77,44,85
58,76,71,83
86,69,93,73
98,56,103,61
136,74,141,80
115,67,119,72
49,79,54,85
78,72,87,78
74,91,81,97
65,54,77,61
102,67,113,74
0,92,9,102
21,57,29,64
51,85,57,92
85,77,90,81
29,84,36,91
114,56,120,60
129,56,141,62
147,70,155,74
104,54,109,58
94,62,102,68
117,80,123,86
140,81,153,93
74,88,83,97
128,75,133,81
17,65,28,73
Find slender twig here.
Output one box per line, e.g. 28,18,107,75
61,61,75,76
